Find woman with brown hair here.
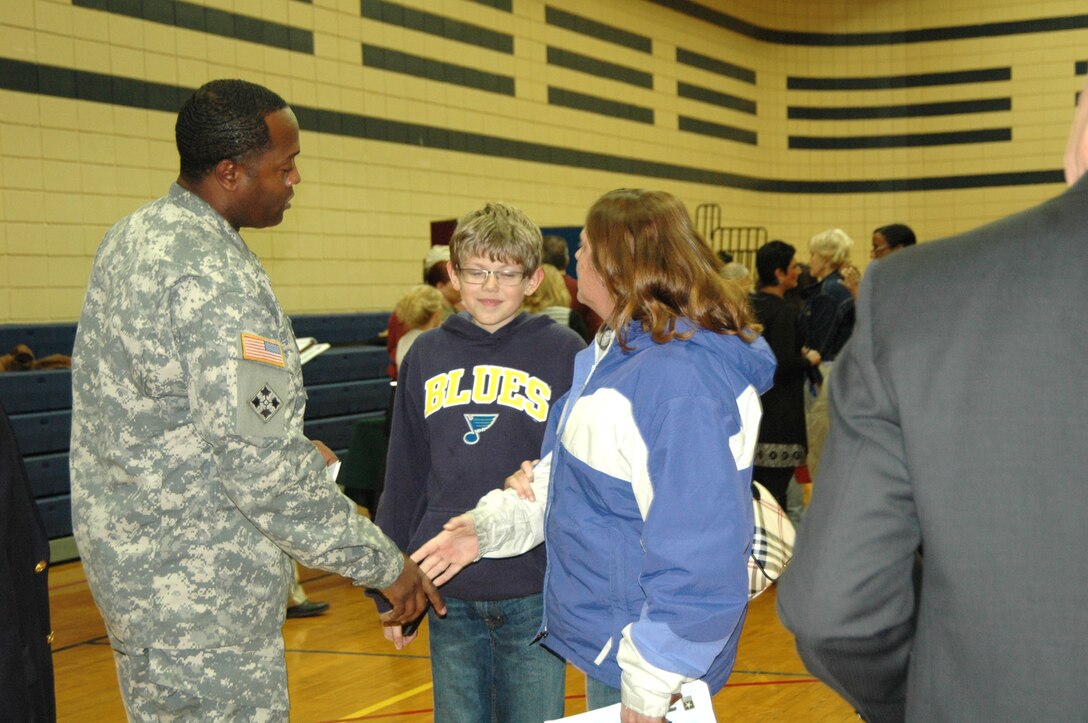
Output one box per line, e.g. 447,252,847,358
413,189,776,722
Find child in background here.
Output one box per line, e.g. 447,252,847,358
392,285,444,372
371,202,585,722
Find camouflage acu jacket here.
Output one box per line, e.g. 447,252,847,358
70,184,403,650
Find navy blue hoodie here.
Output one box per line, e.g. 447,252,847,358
374,311,584,604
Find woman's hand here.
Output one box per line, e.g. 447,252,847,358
504,459,539,501
411,514,480,586
839,264,861,299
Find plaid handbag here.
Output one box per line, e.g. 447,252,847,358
748,480,796,599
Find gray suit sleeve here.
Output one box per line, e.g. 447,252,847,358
777,271,920,723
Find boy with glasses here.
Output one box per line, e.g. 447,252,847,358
370,202,585,721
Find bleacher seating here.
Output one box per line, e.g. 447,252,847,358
0,312,394,552
0,322,78,360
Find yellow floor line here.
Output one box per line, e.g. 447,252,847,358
341,681,434,719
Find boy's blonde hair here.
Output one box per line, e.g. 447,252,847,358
394,285,444,329
524,265,571,312
449,202,542,273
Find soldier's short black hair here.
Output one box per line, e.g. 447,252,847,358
175,80,288,182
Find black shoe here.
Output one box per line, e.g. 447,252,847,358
286,600,330,618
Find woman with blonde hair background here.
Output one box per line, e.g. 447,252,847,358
801,228,857,477
523,264,588,339
413,188,775,723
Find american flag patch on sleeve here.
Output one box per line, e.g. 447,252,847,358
240,333,286,367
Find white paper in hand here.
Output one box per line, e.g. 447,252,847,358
326,460,341,484
545,680,716,722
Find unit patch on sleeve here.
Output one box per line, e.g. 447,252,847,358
249,383,283,422
240,332,286,367
236,358,291,438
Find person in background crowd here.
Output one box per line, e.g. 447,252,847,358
751,241,820,512
385,245,460,380
802,228,856,363
392,284,444,372
870,222,917,261
779,79,1088,723
800,228,856,478
412,189,774,723
69,79,442,721
719,261,753,294
523,263,589,339
285,563,330,619
543,234,601,341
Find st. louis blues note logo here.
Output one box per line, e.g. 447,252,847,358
463,414,498,444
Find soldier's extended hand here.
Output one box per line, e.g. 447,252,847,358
379,554,445,625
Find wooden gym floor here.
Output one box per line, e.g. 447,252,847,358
50,555,856,722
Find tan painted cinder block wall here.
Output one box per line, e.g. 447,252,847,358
1,0,1085,322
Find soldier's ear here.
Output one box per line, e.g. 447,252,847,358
213,158,243,192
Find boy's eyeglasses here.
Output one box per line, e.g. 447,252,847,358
456,267,527,286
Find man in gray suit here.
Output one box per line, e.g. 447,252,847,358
777,84,1088,722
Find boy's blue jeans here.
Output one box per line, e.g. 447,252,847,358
428,593,566,723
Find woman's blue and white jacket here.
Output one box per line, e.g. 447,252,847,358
470,320,776,717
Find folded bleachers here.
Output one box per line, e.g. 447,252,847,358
0,322,77,359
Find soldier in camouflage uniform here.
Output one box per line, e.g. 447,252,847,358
69,80,443,721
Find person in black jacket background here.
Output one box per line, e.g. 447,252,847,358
751,241,821,511
0,397,56,722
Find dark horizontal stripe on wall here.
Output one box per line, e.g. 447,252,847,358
679,116,756,145
547,47,652,89
650,0,1088,46
676,48,755,85
789,97,1011,120
361,0,512,54
0,59,1063,194
548,86,654,124
467,0,512,10
72,0,313,54
678,82,756,114
791,128,1011,150
290,103,1053,192
362,45,514,96
1077,61,1088,75
0,57,192,111
790,68,1010,91
545,7,651,53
